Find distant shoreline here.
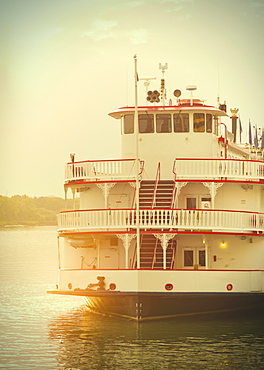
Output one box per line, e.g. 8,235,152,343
2,223,57,228
0,195,74,228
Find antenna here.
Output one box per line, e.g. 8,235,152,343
217,59,220,103
159,63,168,105
186,84,197,106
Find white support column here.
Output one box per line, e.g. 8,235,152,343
134,54,141,269
64,187,68,209
72,188,76,209
203,237,209,269
117,234,136,269
154,233,176,269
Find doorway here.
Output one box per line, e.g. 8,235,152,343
183,248,205,269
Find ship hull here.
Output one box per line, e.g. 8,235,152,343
48,290,264,321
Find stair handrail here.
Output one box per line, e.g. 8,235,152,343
172,158,177,181
151,238,158,269
131,242,137,268
131,233,144,268
151,162,161,208
131,160,145,208
170,158,178,210
169,240,176,269
138,159,145,177
131,187,137,209
170,182,177,209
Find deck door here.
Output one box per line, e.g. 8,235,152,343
186,196,197,209
183,248,206,269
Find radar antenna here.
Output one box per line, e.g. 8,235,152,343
186,84,197,106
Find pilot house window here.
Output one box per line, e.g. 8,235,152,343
206,114,212,132
173,113,189,132
124,114,134,134
193,113,213,133
156,114,172,133
193,113,205,132
139,114,154,133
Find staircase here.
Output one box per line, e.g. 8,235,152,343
139,181,155,208
139,180,174,209
132,177,176,269
139,234,157,268
155,180,174,208
135,234,176,269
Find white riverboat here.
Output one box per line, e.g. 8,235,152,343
48,60,264,320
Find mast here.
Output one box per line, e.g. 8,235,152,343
134,55,140,269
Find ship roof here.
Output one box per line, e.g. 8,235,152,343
109,102,229,119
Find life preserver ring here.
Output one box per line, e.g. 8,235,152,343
165,283,173,291
109,283,116,290
226,283,233,291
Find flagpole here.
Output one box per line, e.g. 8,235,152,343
134,54,140,269
248,120,252,157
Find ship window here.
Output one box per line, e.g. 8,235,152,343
206,114,212,132
173,113,189,132
124,114,134,134
199,250,206,267
213,116,218,135
139,114,154,133
184,250,193,267
193,113,205,132
156,114,172,133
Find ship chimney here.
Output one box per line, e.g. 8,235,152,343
230,108,239,143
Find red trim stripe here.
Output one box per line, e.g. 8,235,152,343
58,230,263,237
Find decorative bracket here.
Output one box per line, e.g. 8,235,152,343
202,182,223,198
96,182,116,208
176,182,188,196
153,233,176,269
116,233,136,269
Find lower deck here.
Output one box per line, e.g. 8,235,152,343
60,232,264,271
52,268,264,294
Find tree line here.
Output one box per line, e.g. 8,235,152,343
0,195,73,226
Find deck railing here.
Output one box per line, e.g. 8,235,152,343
58,208,264,234
65,159,145,183
173,158,264,182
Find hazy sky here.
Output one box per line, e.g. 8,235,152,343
1,0,264,197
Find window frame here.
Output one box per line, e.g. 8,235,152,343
173,113,189,133
193,113,205,132
156,114,172,133
123,114,134,134
138,113,154,133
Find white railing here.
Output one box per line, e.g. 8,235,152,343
58,208,264,234
65,159,144,182
173,158,264,182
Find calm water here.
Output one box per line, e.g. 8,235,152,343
0,227,264,369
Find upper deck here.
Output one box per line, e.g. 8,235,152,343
108,98,252,178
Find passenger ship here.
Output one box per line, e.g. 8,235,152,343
48,59,264,320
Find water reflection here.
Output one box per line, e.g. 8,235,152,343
49,307,264,370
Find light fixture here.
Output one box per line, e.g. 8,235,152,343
221,241,226,248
